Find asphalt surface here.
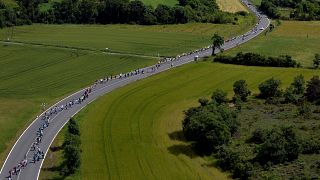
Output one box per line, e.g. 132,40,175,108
0,1,270,179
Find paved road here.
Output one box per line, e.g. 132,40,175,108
0,1,269,179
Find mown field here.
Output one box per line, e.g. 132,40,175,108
0,19,255,57
216,0,248,12
0,19,256,168
40,62,319,180
0,44,156,166
225,21,320,67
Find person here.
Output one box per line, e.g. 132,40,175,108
171,63,173,67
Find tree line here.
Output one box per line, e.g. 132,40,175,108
182,74,320,179
259,0,320,20
214,52,299,67
0,0,246,28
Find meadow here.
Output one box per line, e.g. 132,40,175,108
216,0,248,13
40,62,320,179
0,44,156,166
0,20,256,167
0,19,255,57
225,21,320,67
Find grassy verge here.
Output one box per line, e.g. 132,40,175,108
41,62,319,179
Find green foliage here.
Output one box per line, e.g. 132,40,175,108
291,74,305,95
258,78,282,99
233,80,251,102
211,89,228,105
62,118,81,176
248,128,267,144
68,118,80,136
297,100,312,118
256,126,300,165
301,138,320,154
305,76,320,104
198,97,209,106
284,86,298,104
183,102,238,154
214,52,297,67
211,33,224,56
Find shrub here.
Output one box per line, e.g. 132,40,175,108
233,80,251,102
291,74,305,94
256,127,300,165
301,138,320,154
305,76,320,104
258,78,281,99
211,89,228,105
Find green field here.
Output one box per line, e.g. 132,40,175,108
0,44,156,166
225,21,320,67
40,62,320,179
0,20,255,57
0,20,256,167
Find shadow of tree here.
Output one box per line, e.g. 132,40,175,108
167,130,199,158
168,130,186,141
167,144,198,158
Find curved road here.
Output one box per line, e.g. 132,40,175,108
0,1,270,179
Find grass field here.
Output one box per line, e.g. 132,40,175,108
0,19,255,57
216,0,248,13
0,44,156,166
0,20,257,167
40,62,319,179
225,21,320,67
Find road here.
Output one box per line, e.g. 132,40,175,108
0,1,270,179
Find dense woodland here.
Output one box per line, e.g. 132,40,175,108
259,0,320,20
0,0,244,28
183,75,320,179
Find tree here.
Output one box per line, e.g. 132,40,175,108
154,4,173,24
291,74,305,94
68,118,80,136
211,89,228,105
256,127,299,165
305,76,320,103
233,80,251,102
211,33,224,56
258,78,281,99
314,53,320,68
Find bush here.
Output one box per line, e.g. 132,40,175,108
247,128,267,144
233,80,251,102
291,74,305,95
301,138,320,154
305,76,320,104
256,127,300,165
214,52,297,67
258,78,282,99
182,103,238,154
211,89,228,105
68,118,80,136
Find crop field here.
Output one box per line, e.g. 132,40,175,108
0,43,155,166
0,19,255,57
216,0,248,13
226,21,320,67
40,62,319,179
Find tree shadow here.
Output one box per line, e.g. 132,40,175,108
50,146,63,152
167,130,199,158
168,130,186,142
